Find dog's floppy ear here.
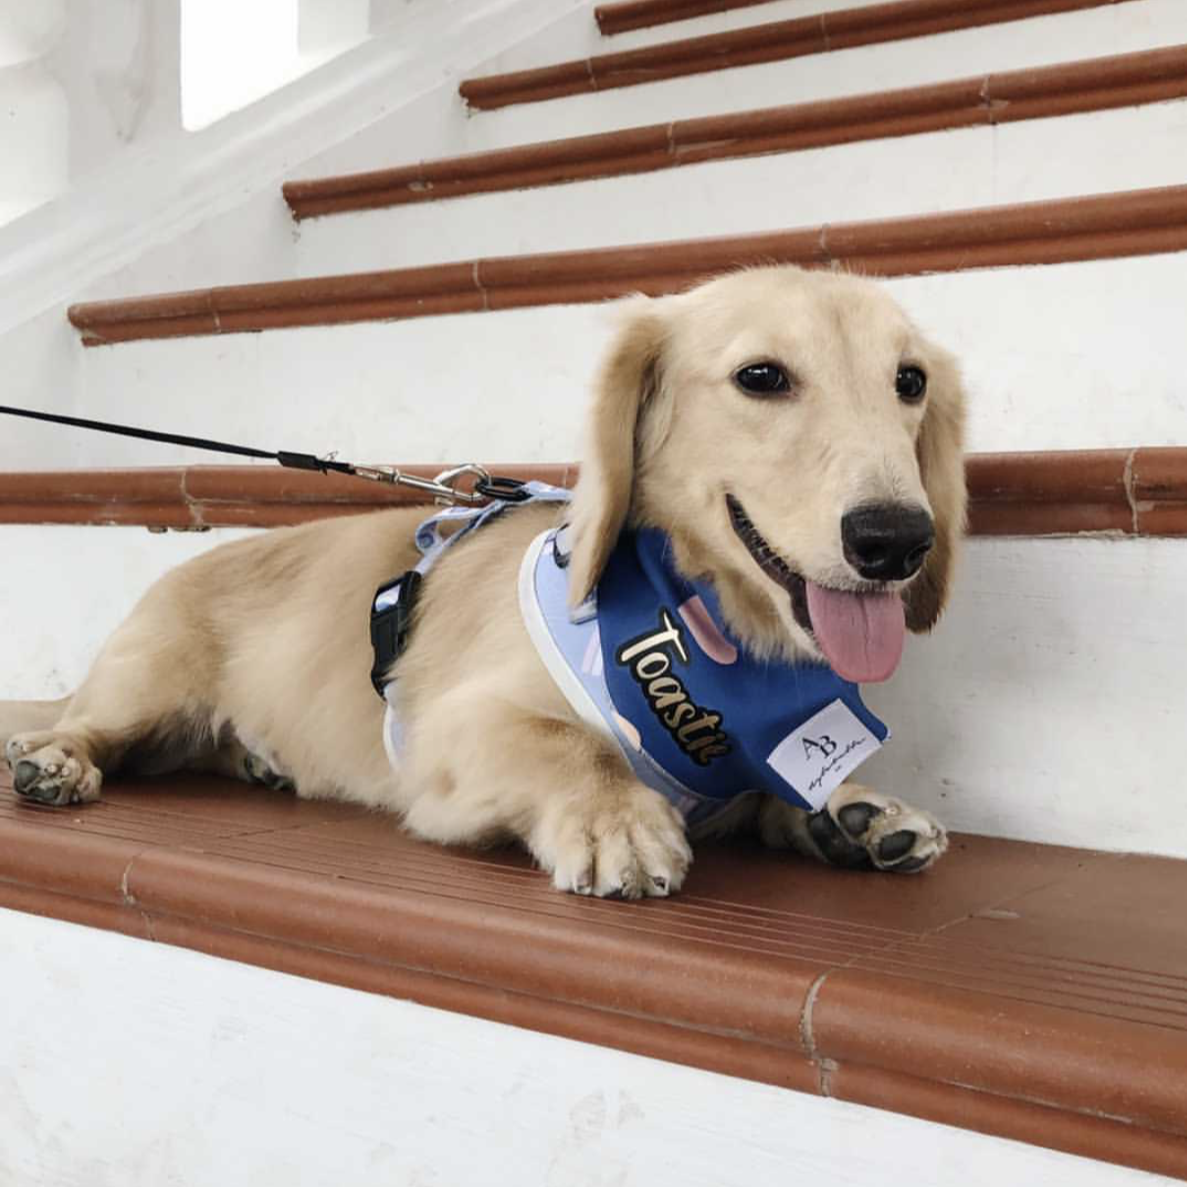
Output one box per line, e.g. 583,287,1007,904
904,353,967,633
567,299,668,606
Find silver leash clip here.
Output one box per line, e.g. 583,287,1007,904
346,463,494,505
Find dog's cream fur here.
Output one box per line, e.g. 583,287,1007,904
1,266,966,897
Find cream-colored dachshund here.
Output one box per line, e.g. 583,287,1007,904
1,266,965,898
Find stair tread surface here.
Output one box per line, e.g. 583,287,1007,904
285,45,1187,218
66,183,1187,345
2,765,1187,1176
1,450,1186,535
460,0,1137,109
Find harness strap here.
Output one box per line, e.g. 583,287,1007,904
368,482,572,698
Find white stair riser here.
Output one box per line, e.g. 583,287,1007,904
0,526,256,700
292,101,1187,275
1,527,1182,858
864,535,1187,857
0,252,1179,473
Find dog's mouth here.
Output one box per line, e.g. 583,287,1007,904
726,494,905,683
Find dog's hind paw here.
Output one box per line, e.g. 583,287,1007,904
532,782,692,899
6,733,103,807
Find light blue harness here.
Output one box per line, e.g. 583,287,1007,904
377,482,569,768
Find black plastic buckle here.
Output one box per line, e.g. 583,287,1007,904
370,570,423,697
475,475,532,503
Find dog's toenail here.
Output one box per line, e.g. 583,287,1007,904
878,830,917,863
13,761,41,793
838,802,881,838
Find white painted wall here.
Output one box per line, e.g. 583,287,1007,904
0,908,1171,1187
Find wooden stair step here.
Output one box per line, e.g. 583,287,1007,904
459,0,1138,110
285,44,1187,218
0,449,1184,534
3,765,1187,1178
69,183,1187,345
596,0,783,36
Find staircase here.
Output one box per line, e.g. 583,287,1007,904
3,1,1187,1181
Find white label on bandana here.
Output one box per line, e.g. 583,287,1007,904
766,699,883,810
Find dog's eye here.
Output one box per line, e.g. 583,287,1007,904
895,365,927,403
734,363,791,396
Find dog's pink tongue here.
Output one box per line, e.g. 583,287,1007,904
804,582,905,683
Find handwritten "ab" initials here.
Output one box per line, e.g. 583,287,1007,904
802,734,838,761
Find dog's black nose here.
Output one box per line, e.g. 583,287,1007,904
842,503,935,581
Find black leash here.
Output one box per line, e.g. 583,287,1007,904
0,404,528,504
0,403,354,475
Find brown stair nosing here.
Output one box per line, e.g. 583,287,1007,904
459,0,1137,111
595,0,781,36
4,877,1185,1180
68,183,1187,346
0,449,1184,535
3,770,1187,1179
813,969,1187,1136
286,46,1187,219
829,1062,1187,1182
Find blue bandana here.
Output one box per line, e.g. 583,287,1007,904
518,514,889,828
384,485,889,828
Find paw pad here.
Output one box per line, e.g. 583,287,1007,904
837,801,881,839
877,829,918,864
13,761,41,794
7,739,102,807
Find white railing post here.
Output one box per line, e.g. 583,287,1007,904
48,0,183,177
0,1,68,225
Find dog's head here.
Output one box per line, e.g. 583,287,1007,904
567,265,967,681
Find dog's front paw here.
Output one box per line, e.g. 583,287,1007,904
6,733,103,807
814,784,948,873
532,783,692,899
